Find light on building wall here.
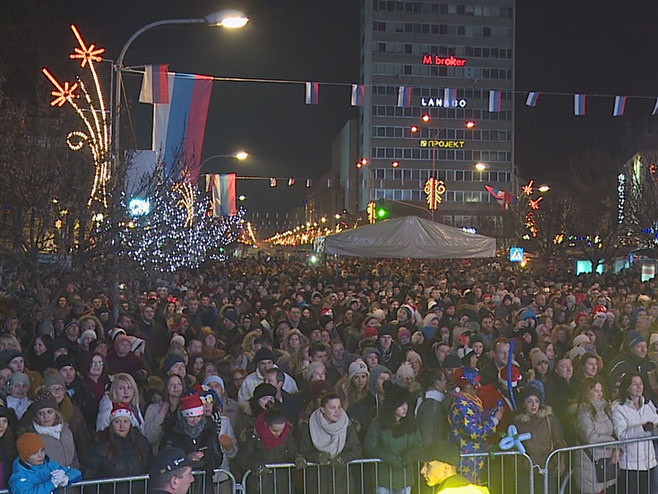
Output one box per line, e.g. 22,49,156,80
334,214,341,220
474,162,487,172
465,120,476,129
421,114,430,122
410,125,419,134
392,161,399,168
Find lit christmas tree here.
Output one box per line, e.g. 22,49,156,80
120,179,245,273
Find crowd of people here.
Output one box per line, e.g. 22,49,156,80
0,256,657,493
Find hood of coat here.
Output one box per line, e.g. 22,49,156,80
514,404,554,424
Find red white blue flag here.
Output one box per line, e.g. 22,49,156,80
397,86,412,107
269,177,277,187
351,84,364,106
305,82,319,105
153,72,213,184
209,173,237,217
488,90,502,112
612,96,627,117
574,94,586,116
443,88,456,107
525,91,540,107
486,185,517,210
139,64,169,104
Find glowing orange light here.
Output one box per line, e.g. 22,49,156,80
465,120,476,129
528,196,543,210
522,179,534,196
361,158,368,166
410,126,419,133
356,162,362,169
424,177,447,210
69,25,105,68
422,114,430,122
392,161,399,168
42,68,79,107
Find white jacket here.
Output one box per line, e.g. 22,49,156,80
611,397,658,471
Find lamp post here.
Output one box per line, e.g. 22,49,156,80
112,10,248,162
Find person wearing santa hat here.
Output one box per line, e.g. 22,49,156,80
83,402,153,486
160,393,222,471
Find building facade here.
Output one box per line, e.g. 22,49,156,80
358,0,515,235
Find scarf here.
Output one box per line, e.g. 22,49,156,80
309,408,349,458
178,412,205,439
254,410,289,450
33,422,63,440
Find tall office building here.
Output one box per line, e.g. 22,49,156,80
358,0,515,234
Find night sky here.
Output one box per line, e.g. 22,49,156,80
2,0,658,213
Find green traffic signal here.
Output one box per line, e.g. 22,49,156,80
377,208,387,218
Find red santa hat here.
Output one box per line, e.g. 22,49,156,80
110,402,135,422
498,365,522,388
180,393,204,417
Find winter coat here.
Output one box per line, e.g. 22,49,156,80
298,420,362,494
364,416,422,490
415,390,449,448
235,424,299,494
0,432,17,489
513,405,565,468
346,392,379,443
574,401,618,494
67,375,97,430
215,414,238,482
9,455,82,494
31,421,79,468
58,395,90,457
611,397,658,471
84,429,153,489
143,402,177,452
160,416,223,471
608,352,657,403
237,367,298,404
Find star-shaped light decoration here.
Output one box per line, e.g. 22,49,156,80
528,196,543,210
69,25,105,68
521,179,534,196
41,68,79,107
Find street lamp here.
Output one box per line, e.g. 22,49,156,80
199,151,250,170
113,10,249,161
474,162,487,172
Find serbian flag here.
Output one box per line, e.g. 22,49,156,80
269,177,277,187
486,185,517,210
287,178,295,186
612,96,627,117
525,91,540,107
305,82,319,104
209,173,237,217
488,90,502,112
574,94,586,116
351,84,364,106
443,88,456,108
397,86,412,107
153,72,213,184
139,64,169,104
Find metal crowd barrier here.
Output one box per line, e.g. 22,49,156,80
240,452,533,494
0,468,236,494
542,434,658,494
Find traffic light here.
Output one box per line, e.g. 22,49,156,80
376,201,388,220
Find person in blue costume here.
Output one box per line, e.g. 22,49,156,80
448,366,503,484
9,432,82,494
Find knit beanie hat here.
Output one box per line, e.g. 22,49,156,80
530,348,549,368
113,333,131,350
170,334,186,348
7,372,29,388
348,359,369,379
254,347,276,364
42,371,66,388
78,329,97,345
55,354,76,370
627,330,647,349
304,362,326,382
382,381,410,410
253,383,277,401
572,334,591,347
110,402,135,422
162,353,185,375
17,432,45,461
396,362,415,380
363,326,379,339
0,349,23,367
31,389,58,415
179,394,204,417
520,384,542,405
202,375,225,391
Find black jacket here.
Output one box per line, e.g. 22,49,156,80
160,416,222,471
84,429,153,480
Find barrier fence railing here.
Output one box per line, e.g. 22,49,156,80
2,437,657,494
542,434,658,494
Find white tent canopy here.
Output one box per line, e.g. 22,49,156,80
324,215,496,258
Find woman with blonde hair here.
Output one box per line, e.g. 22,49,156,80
96,372,145,433
335,359,369,410
289,343,311,387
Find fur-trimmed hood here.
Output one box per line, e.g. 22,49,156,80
514,404,554,424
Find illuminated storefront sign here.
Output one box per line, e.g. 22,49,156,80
421,97,467,108
420,139,465,149
422,54,466,66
